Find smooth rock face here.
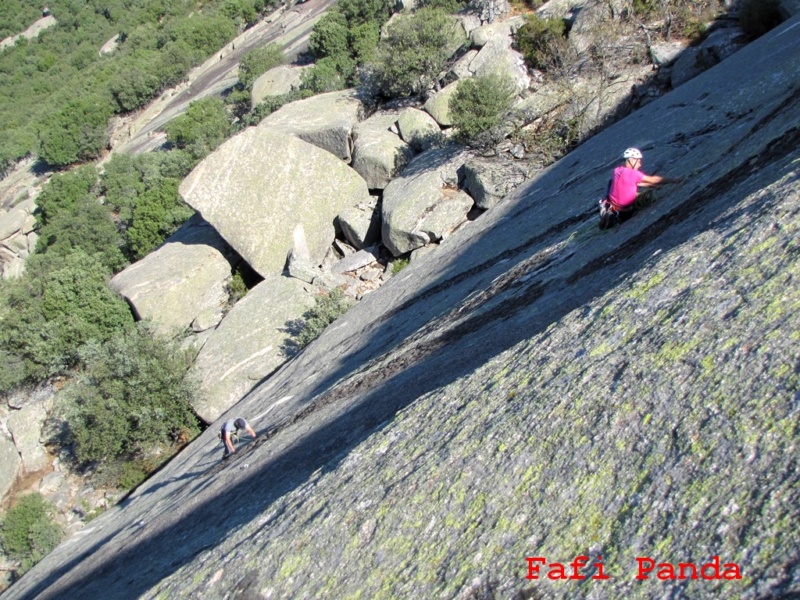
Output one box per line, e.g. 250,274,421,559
396,108,442,151
7,402,50,473
258,89,364,161
423,81,460,127
382,147,473,256
351,113,415,190
189,275,315,423
250,64,307,108
109,217,236,337
462,157,531,210
6,15,800,600
337,197,382,250
0,434,21,501
179,127,371,278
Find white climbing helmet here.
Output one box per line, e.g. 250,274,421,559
623,147,643,160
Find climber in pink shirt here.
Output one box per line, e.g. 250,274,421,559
599,148,682,229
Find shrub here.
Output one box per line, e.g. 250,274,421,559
739,0,783,40
301,56,355,94
0,251,134,390
283,289,354,355
514,14,568,73
238,44,286,89
62,324,201,469
450,73,516,144
164,98,231,160
366,8,466,98
38,95,115,167
246,89,315,125
126,178,193,260
309,12,351,59
0,493,63,576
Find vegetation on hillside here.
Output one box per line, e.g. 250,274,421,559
0,0,279,173
0,493,62,578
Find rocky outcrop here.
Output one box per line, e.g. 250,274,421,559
0,15,57,51
396,108,442,151
7,400,51,473
109,217,237,337
671,24,747,87
462,157,531,210
189,274,315,423
336,197,382,250
0,196,38,280
0,433,21,501
179,127,371,278
258,89,364,161
423,81,459,127
351,113,415,190
5,17,799,600
250,64,309,108
382,146,473,256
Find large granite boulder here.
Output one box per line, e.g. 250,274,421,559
466,37,530,92
462,157,531,210
351,113,415,190
423,81,460,127
189,275,315,423
396,108,442,151
469,16,524,47
336,196,382,250
251,65,309,109
109,217,237,337
7,401,50,473
382,147,474,256
0,433,21,502
179,127,371,278
258,89,364,161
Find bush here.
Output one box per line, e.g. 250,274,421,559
301,56,355,94
164,97,231,160
514,14,568,73
238,44,286,89
0,251,134,390
366,8,465,98
245,89,315,125
62,325,201,469
739,0,783,40
38,95,115,167
126,178,193,259
283,289,354,355
0,493,62,576
450,73,516,144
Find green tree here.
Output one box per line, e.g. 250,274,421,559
301,55,355,94
514,14,568,73
309,12,351,59
164,97,231,160
63,325,201,468
366,8,465,98
0,251,133,389
36,165,99,226
238,44,286,88
126,178,193,259
450,73,516,143
38,95,114,167
0,493,62,576
283,289,354,356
